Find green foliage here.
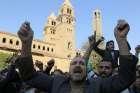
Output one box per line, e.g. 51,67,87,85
88,51,102,70
0,52,11,70
81,41,102,70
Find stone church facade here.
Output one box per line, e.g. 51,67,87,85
0,0,76,72
0,0,103,72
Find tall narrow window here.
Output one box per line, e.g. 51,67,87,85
47,47,49,51
67,8,72,15
68,42,72,49
38,45,40,49
43,46,45,50
33,44,36,48
16,41,19,45
52,21,56,26
2,38,6,43
9,39,13,44
67,18,71,24
95,12,97,16
51,48,54,52
67,8,69,14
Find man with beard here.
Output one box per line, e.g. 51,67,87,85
97,59,113,78
16,19,138,93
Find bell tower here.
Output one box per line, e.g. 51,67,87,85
55,0,76,58
44,0,76,59
44,12,57,43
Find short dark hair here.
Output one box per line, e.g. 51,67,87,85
106,40,114,50
100,58,113,68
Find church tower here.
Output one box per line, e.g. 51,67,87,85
44,0,76,59
56,0,76,59
44,12,57,43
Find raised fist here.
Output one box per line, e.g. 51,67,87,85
47,59,55,68
18,21,34,43
114,20,130,39
35,60,43,67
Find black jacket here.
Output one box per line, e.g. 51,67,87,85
93,40,119,68
16,55,137,93
0,65,22,93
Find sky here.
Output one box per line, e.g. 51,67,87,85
0,0,140,54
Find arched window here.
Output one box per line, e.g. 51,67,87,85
95,12,97,16
52,21,56,26
67,8,72,14
51,48,54,52
67,18,71,24
67,8,70,14
33,44,36,48
9,39,13,44
2,38,6,43
47,47,49,51
76,52,81,57
38,45,40,49
52,29,55,34
16,40,19,46
68,42,72,49
50,28,55,34
43,46,45,50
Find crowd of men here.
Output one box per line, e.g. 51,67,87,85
0,19,140,93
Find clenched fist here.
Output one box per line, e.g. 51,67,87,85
18,21,34,43
47,59,55,68
114,20,130,39
114,20,131,55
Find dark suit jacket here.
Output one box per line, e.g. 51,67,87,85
93,40,119,68
16,55,137,93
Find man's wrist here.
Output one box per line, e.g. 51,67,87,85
21,43,32,57
116,38,131,55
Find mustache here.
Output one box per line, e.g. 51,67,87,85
73,67,83,73
100,72,106,75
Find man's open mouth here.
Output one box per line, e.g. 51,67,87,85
73,68,82,74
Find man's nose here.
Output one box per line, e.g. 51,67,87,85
102,67,106,71
75,62,81,66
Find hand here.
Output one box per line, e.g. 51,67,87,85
114,20,130,39
35,60,43,67
47,59,55,68
88,35,95,46
18,21,34,43
135,45,140,53
114,20,131,55
99,36,104,42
